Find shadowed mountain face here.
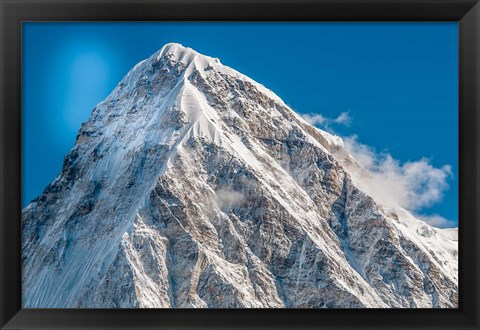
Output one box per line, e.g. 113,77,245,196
22,43,458,308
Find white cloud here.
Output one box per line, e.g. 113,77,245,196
417,214,456,228
215,187,244,210
340,135,455,228
301,113,327,126
301,111,352,130
334,112,352,126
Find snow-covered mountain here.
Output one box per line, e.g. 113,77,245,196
22,43,458,308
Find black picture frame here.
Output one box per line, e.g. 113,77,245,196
1,0,479,329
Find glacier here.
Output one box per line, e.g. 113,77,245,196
22,43,458,308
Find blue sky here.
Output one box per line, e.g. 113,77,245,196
22,22,458,227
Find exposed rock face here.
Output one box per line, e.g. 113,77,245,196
22,43,458,308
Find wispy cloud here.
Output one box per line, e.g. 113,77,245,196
301,111,352,130
301,113,328,126
340,135,455,228
300,110,454,228
417,214,456,228
215,187,245,211
333,112,352,126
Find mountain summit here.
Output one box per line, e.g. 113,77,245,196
22,43,458,308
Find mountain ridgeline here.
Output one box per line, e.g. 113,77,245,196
22,43,458,308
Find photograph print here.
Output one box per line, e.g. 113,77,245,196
22,22,458,308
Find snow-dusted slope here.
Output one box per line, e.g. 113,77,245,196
22,43,458,308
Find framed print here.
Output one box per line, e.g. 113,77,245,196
1,0,479,329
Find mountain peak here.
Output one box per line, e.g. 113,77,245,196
22,43,458,309
162,42,187,51
158,42,198,60
152,42,220,72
